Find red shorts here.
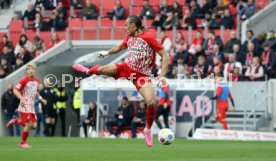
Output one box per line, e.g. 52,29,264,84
20,112,37,123
115,62,151,90
216,106,228,119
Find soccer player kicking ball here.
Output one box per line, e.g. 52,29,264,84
7,64,47,148
210,75,236,130
72,15,169,147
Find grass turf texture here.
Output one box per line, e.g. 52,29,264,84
0,137,276,161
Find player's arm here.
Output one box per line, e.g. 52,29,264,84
99,43,126,58
13,88,25,106
228,91,236,110
157,49,169,78
210,86,223,100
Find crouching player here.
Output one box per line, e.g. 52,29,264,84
210,75,236,130
6,64,47,148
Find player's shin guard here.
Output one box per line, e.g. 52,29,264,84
20,131,29,144
146,104,157,129
88,65,101,75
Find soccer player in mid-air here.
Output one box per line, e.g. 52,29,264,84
7,64,47,148
210,75,236,130
72,15,169,147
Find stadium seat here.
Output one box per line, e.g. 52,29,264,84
132,0,144,6
39,31,52,46
100,18,114,27
83,20,98,40
114,28,126,40
178,0,187,4
98,28,112,40
9,20,23,32
115,20,125,28
25,29,37,41
132,7,142,16
102,0,114,17
143,19,153,28
69,18,83,40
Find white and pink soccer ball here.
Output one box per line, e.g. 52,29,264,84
158,128,175,145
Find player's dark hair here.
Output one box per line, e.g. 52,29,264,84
128,15,145,31
122,96,129,101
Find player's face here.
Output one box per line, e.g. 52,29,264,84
26,67,36,78
125,19,136,36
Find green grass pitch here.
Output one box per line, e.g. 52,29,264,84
0,137,276,161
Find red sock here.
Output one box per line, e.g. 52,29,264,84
20,131,29,144
88,65,101,75
146,104,157,129
16,119,25,127
221,121,228,130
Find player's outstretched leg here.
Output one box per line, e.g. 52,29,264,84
72,64,117,76
20,122,32,148
7,117,25,127
139,83,156,147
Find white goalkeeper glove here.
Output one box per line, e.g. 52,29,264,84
98,51,109,58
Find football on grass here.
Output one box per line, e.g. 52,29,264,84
158,128,175,145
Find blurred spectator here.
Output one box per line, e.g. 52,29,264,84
16,48,32,64
34,0,43,10
42,0,58,9
30,13,48,31
0,46,15,65
172,1,182,19
264,31,276,51
35,83,46,136
160,31,172,53
233,44,243,63
106,97,134,138
49,9,68,31
261,43,276,78
155,80,171,129
208,44,225,64
193,56,208,77
56,1,67,21
241,42,256,71
241,30,260,54
1,58,12,75
162,11,178,30
0,67,6,78
71,0,83,9
0,0,11,9
175,64,190,79
82,102,97,138
54,82,68,137
14,34,34,56
224,31,241,53
40,79,58,136
108,0,125,20
82,0,98,20
202,11,219,29
73,83,81,123
174,31,188,51
240,0,256,20
131,101,146,138
159,0,173,22
173,45,189,65
12,57,23,71
48,32,60,49
151,12,163,29
1,83,20,136
223,53,242,80
229,67,243,81
198,0,210,18
190,45,205,66
140,0,154,19
245,57,264,81
189,30,205,53
33,36,46,58
181,9,197,29
219,9,234,29
23,2,37,21
214,0,229,17
203,30,224,55
208,57,224,75
189,0,200,18
0,35,13,53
